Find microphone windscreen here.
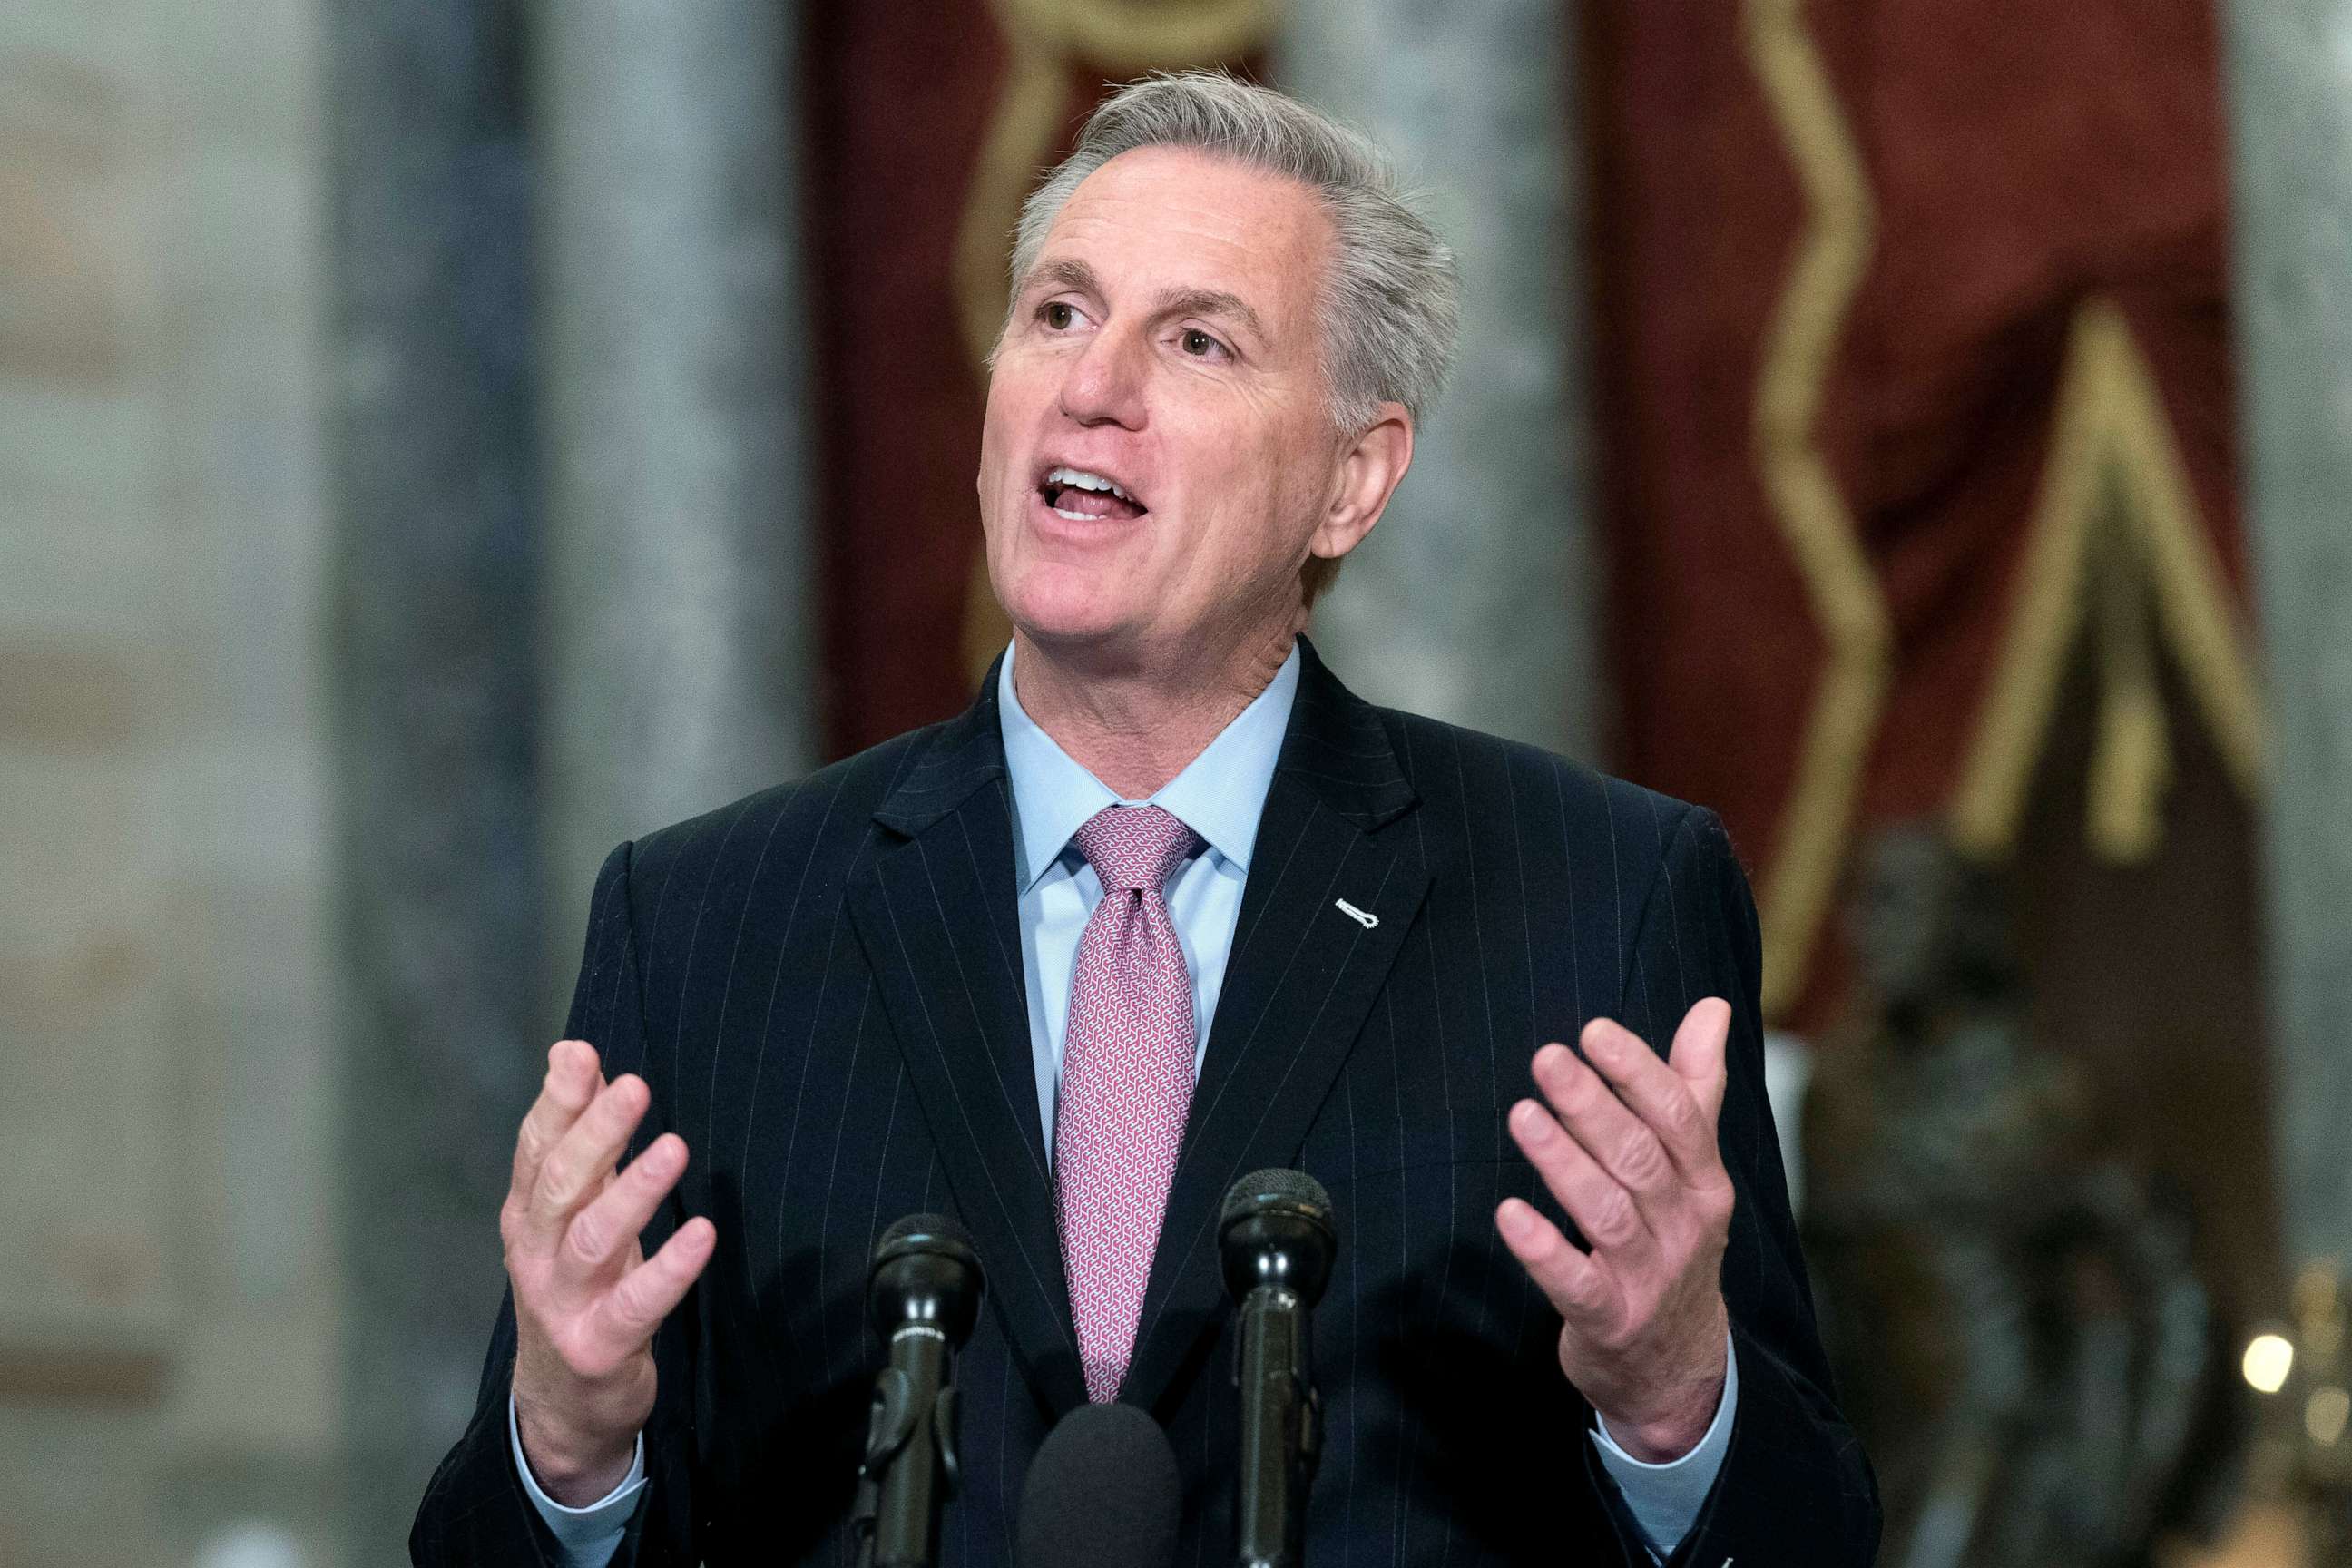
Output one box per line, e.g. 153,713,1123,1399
1015,1402,1181,1568
875,1211,974,1258
1220,1167,1333,1230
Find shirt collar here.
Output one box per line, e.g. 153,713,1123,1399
997,639,1302,895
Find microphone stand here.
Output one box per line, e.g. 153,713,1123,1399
1232,1285,1322,1568
1222,1170,1338,1568
852,1215,984,1568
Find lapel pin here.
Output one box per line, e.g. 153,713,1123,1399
1333,897,1378,930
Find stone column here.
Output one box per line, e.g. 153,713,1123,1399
1276,0,1599,757
535,0,817,964
2220,1,2352,1270
323,0,548,1553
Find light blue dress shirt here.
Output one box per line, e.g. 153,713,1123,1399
1000,641,1297,1158
514,639,1731,1563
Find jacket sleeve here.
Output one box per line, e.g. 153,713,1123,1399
410,841,707,1566
1597,805,1882,1568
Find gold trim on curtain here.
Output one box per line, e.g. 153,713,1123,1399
1740,0,1889,1018
1946,297,2266,861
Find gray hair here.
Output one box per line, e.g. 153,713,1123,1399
1004,71,1459,436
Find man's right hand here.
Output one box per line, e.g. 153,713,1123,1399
503,1039,716,1506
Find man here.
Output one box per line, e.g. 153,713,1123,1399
413,72,1877,1565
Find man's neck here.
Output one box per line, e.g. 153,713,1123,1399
1010,616,1301,799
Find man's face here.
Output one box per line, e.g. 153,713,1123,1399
978,146,1348,668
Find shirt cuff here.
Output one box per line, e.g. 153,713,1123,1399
1588,1328,1739,1560
508,1391,647,1567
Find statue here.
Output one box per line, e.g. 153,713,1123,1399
1802,823,2224,1568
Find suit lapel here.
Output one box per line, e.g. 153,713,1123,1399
1121,641,1429,1416
846,642,1428,1420
846,664,1087,1413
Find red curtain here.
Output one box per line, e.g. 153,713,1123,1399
804,0,1008,759
1584,0,2251,1024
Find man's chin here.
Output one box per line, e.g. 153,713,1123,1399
1009,612,1140,660
997,573,1147,651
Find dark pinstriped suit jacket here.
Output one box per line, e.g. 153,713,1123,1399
412,640,1878,1566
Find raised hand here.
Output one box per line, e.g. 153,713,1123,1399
502,1039,716,1504
1494,999,1736,1461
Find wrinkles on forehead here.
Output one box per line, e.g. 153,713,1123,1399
1014,148,1331,359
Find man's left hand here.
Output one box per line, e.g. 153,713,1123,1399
1495,998,1736,1462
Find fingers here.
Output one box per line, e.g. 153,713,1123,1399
521,1073,652,1252
589,1218,717,1356
1531,1040,1678,1213
561,1132,691,1279
1581,1016,1720,1179
511,1041,604,1203
1508,1095,1653,1260
1667,998,1733,1121
1495,1197,1620,1331
501,1046,708,1408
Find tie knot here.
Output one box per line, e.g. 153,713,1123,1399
1073,804,1200,894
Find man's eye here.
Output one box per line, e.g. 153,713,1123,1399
1042,301,1076,329
1181,328,1223,358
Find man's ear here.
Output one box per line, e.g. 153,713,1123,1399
1307,403,1415,566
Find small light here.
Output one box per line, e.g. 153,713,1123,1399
2308,1386,2351,1446
2245,1333,2296,1394
195,1524,306,1568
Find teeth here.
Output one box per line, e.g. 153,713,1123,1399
1046,466,1131,502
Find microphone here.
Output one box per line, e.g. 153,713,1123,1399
854,1213,985,1568
1015,1402,1182,1568
1220,1169,1337,1568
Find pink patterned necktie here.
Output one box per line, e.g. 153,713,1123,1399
1055,803,1202,1403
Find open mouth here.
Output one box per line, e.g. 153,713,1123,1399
1037,465,1148,523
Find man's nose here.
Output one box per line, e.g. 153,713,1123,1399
1056,326,1149,429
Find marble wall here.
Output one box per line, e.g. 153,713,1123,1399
325,0,818,1553
0,0,348,1563
1278,0,1599,758
537,0,818,977
322,0,547,1557
2222,0,2352,1272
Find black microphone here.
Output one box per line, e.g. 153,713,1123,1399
1015,1401,1183,1568
1220,1169,1337,1568
854,1213,985,1568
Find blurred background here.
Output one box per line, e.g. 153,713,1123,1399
5,0,2351,1563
